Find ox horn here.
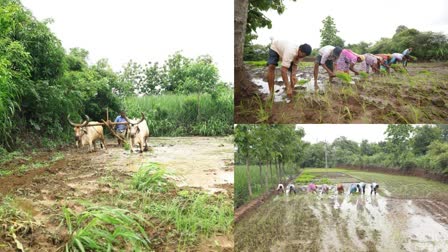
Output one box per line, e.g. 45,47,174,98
67,115,83,127
125,113,145,125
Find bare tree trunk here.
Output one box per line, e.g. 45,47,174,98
234,0,249,103
234,0,261,112
269,160,273,182
246,157,252,196
275,158,280,182
265,159,269,191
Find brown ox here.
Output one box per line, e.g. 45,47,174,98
125,115,149,153
68,115,107,152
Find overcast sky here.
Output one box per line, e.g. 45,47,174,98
21,0,233,83
254,0,448,48
299,124,389,144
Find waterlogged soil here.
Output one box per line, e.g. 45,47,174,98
235,184,448,252
0,137,234,251
235,62,448,123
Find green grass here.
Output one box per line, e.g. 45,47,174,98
124,91,233,137
63,206,151,251
61,162,233,251
346,170,448,199
141,191,233,247
295,172,316,184
0,152,65,177
132,163,172,193
304,168,351,173
50,152,64,162
245,61,267,67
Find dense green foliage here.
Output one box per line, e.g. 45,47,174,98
124,89,233,137
303,125,448,174
347,26,448,60
243,0,296,62
0,0,232,152
243,43,269,61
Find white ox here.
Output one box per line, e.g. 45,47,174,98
125,116,150,153
68,115,107,152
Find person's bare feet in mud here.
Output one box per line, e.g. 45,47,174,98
286,93,293,103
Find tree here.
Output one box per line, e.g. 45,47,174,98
385,125,414,165
331,137,360,166
234,0,295,100
347,41,371,54
320,16,344,47
412,125,441,156
302,142,326,168
235,124,254,197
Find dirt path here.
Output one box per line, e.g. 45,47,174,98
0,137,233,251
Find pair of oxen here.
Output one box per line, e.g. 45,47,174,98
67,114,149,153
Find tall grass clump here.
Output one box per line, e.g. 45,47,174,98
143,191,233,247
132,163,171,193
124,89,233,137
63,206,150,251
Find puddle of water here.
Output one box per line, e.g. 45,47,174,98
252,77,326,103
403,201,448,251
147,137,233,193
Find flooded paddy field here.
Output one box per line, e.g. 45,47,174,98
235,168,448,252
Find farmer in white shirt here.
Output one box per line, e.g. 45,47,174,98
286,183,297,194
276,183,285,193
402,47,413,67
357,182,366,194
313,45,342,91
267,40,312,100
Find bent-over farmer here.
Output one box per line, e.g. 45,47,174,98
313,45,343,90
267,40,312,100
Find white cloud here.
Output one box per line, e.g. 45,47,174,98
21,0,233,83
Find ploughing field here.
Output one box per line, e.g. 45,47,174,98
0,137,234,251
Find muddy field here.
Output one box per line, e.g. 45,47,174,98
235,62,448,123
0,137,234,251
235,170,448,252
